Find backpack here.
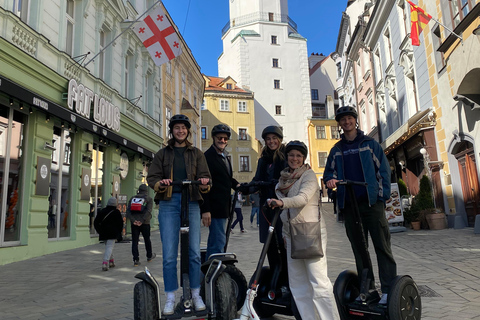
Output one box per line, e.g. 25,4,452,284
129,196,147,214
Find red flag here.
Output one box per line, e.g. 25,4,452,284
134,6,182,66
407,0,432,46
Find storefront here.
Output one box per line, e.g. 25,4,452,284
0,74,159,265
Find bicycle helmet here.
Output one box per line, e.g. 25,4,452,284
169,114,191,129
335,106,358,122
285,140,308,157
211,124,231,138
261,126,283,140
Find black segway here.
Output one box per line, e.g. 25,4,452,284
133,180,236,320
200,187,247,311
333,180,421,320
236,181,301,320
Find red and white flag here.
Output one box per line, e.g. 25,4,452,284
134,6,182,66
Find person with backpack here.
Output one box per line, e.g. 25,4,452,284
126,184,155,267
94,197,123,271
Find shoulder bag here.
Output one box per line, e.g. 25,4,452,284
288,208,324,259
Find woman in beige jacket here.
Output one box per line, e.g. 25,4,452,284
268,140,339,320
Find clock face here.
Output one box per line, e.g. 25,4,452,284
120,152,129,179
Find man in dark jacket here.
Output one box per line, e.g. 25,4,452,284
126,184,155,266
201,124,239,259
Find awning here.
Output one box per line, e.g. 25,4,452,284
0,75,155,159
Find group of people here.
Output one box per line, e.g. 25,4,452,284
94,105,397,320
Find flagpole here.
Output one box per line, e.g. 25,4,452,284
429,16,463,43
84,0,163,68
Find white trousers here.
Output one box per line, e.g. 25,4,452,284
284,220,340,320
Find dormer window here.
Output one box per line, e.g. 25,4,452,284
226,83,232,90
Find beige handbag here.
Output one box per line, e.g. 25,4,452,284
288,209,324,259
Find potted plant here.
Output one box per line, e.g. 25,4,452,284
403,207,421,230
413,175,447,230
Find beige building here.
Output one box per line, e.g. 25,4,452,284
201,76,260,183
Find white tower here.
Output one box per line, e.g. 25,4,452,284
218,0,312,143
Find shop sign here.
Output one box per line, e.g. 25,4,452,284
81,168,91,201
35,156,51,196
67,79,121,132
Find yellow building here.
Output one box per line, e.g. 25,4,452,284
201,75,260,183
308,118,341,196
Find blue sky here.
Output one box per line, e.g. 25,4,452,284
162,0,347,77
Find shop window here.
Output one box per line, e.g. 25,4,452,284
48,127,74,239
89,144,104,235
0,109,26,245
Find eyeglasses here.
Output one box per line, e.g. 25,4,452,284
216,137,229,141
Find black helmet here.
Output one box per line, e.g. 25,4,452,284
169,114,191,129
335,106,358,122
285,140,308,157
211,124,231,138
262,126,283,140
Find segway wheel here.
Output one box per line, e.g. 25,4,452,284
134,281,159,320
224,264,248,311
333,270,360,320
215,272,237,320
388,275,421,320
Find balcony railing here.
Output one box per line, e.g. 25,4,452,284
222,12,297,36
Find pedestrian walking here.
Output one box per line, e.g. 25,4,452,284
146,114,211,315
93,197,123,271
126,184,156,267
249,190,260,227
269,140,339,320
200,124,240,259
324,106,396,305
231,192,247,233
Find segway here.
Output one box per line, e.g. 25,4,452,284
333,180,421,320
133,180,236,320
235,180,301,320
200,187,247,311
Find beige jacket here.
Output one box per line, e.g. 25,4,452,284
275,169,322,236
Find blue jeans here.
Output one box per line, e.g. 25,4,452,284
103,239,115,262
158,193,202,292
250,207,260,225
206,218,227,259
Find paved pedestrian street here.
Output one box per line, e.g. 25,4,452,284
1,203,480,319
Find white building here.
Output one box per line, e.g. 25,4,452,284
218,0,311,143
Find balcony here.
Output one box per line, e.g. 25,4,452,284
222,12,297,36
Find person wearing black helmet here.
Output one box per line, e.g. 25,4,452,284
200,124,240,259
147,114,211,315
323,106,396,305
268,141,339,319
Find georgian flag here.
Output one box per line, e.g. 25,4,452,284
134,6,182,66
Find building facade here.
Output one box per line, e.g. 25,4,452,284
218,0,312,145
201,75,259,183
0,1,203,264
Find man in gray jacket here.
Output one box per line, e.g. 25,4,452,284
126,184,155,266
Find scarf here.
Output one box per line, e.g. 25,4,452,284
277,164,311,196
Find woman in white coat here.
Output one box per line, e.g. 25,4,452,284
268,140,339,320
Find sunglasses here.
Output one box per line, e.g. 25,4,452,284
216,137,229,141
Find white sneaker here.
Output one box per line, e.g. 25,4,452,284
192,295,206,311
379,293,388,305
163,293,175,315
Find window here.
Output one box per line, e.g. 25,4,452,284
312,105,326,118
201,127,207,139
226,83,232,89
0,109,26,245
268,12,274,21
166,61,172,75
331,126,340,139
449,0,473,28
66,0,75,56
124,52,134,98
193,92,198,110
89,143,103,236
383,28,393,65
220,99,230,111
238,101,247,112
99,30,106,79
49,127,75,239
271,35,277,44
311,89,319,101
13,0,29,22
182,73,186,93
239,128,247,140
316,126,326,139
240,156,250,172
272,58,279,68
275,105,282,115
373,48,382,83
433,26,445,72
165,107,172,137
336,62,342,78
274,80,280,89
318,152,328,167
201,99,206,110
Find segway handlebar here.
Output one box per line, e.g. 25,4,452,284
158,179,211,186
239,180,278,188
336,180,368,187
